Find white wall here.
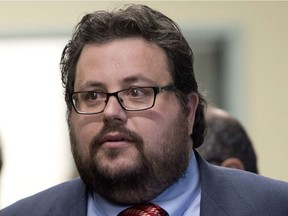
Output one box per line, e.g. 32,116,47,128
0,38,74,208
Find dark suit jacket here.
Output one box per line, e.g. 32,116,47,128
2,151,288,216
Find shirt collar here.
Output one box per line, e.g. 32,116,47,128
87,150,200,216
152,150,201,216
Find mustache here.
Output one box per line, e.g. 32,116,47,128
90,123,143,152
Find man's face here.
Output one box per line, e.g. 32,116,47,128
69,37,198,204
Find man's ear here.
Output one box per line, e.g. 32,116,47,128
186,92,199,136
221,158,245,170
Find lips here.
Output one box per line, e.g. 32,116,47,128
100,132,132,149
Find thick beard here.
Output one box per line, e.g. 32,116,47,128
69,112,191,204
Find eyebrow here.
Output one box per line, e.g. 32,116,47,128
78,74,158,91
77,81,105,91
122,75,157,85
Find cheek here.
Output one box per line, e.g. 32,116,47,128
70,113,102,152
131,113,171,147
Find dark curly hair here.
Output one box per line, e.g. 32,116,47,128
60,4,206,148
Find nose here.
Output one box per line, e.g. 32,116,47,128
102,95,127,123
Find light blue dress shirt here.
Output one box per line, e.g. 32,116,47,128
87,150,201,216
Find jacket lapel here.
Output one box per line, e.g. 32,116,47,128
199,190,228,216
51,178,88,216
195,151,229,216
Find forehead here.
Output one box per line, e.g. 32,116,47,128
75,37,173,91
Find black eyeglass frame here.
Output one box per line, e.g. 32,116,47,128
70,84,176,115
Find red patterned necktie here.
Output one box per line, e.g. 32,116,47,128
118,203,169,216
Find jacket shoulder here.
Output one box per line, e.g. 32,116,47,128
0,178,87,216
196,151,288,216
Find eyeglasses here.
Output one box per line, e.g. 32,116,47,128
70,84,176,115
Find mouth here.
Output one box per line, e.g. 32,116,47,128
100,133,132,149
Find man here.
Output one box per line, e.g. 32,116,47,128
1,4,288,216
197,106,259,174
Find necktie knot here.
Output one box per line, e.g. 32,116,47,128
118,203,168,216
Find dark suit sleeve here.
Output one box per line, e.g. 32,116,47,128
0,178,87,216
196,151,288,216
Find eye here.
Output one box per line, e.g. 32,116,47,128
126,87,150,98
82,91,106,102
86,92,99,101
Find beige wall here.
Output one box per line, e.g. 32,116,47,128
0,0,287,186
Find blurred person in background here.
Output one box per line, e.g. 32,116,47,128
197,106,258,174
1,4,288,216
